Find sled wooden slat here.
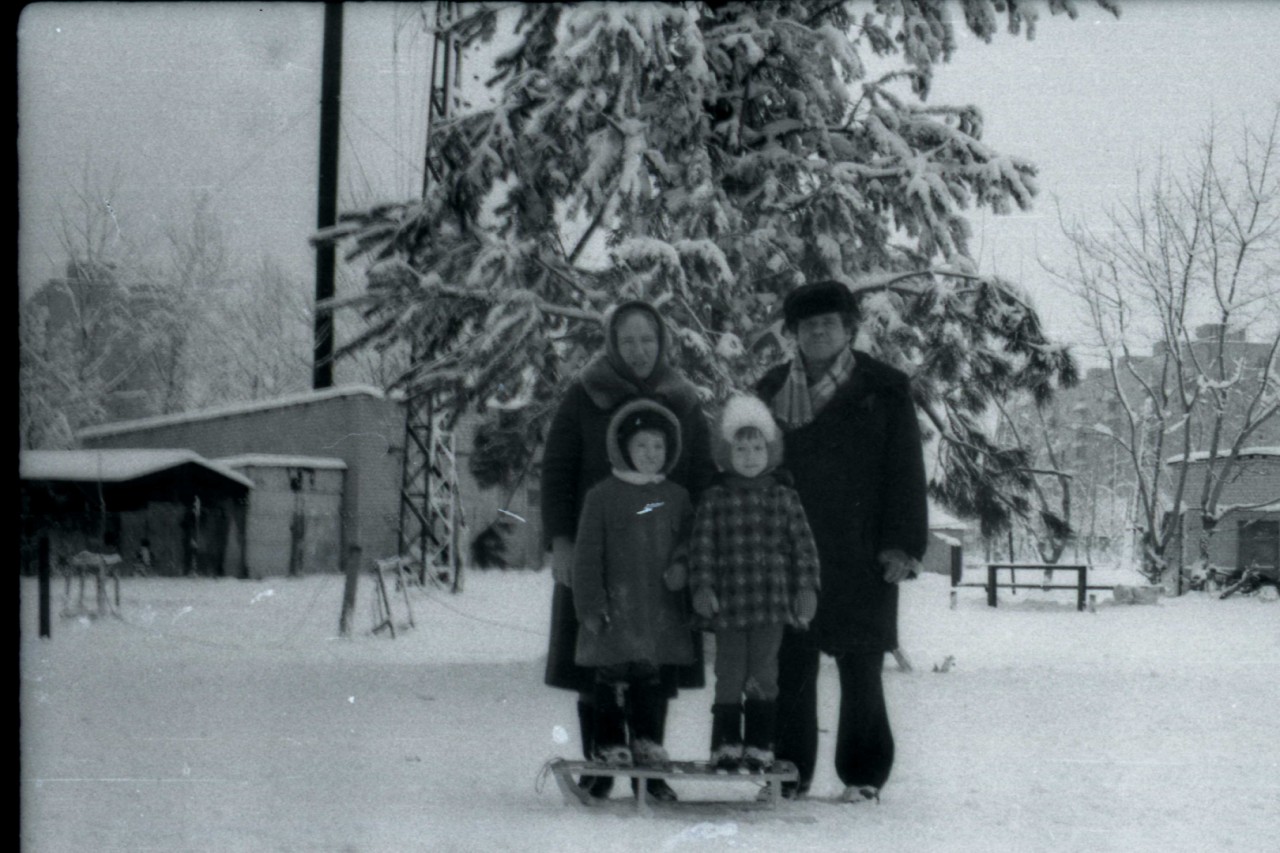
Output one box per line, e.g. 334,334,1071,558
549,759,799,810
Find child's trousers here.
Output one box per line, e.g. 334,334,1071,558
594,661,667,751
712,624,785,703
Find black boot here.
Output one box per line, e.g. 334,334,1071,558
592,681,631,764
742,698,778,771
710,703,744,769
626,680,678,802
576,700,614,799
626,679,669,766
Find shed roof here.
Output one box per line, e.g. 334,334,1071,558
76,384,389,440
1167,446,1280,464
215,454,348,471
20,449,254,489
1216,500,1280,515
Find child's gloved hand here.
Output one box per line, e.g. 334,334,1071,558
692,588,719,619
793,588,818,628
664,560,687,591
581,611,609,634
878,549,919,583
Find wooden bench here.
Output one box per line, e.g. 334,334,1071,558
63,551,123,618
952,561,1112,612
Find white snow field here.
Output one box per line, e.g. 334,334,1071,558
19,566,1279,852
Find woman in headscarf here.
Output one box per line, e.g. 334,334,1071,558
541,300,714,801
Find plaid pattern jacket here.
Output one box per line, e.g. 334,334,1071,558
687,475,820,630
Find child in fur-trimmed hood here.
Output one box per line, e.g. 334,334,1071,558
687,394,821,772
571,398,696,770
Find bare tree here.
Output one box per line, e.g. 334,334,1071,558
1048,108,1280,586
137,192,235,414
20,165,156,446
194,254,315,406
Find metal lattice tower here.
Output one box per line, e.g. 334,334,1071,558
398,1,464,590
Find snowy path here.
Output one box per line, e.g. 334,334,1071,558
20,570,1279,852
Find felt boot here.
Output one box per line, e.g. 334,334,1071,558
591,682,631,766
576,699,615,799
627,680,678,802
710,703,744,769
742,698,778,771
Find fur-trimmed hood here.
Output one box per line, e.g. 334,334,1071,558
712,394,784,474
606,398,683,476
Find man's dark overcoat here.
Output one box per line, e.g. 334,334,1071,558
756,351,928,653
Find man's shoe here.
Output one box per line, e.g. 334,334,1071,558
839,784,880,803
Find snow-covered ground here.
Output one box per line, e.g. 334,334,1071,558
20,565,1279,852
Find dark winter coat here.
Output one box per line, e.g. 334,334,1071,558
756,351,928,653
572,400,696,668
687,473,821,631
542,301,715,692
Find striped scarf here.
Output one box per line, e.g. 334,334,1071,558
771,346,857,429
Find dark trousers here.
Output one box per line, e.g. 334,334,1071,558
774,630,895,789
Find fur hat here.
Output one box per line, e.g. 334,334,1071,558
782,280,858,331
713,394,784,474
607,398,683,474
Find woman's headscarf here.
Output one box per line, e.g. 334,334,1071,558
579,300,700,412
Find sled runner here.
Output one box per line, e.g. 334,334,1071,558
547,758,800,810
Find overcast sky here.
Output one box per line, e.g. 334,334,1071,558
17,1,1280,351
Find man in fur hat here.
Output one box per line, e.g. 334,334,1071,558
755,280,929,803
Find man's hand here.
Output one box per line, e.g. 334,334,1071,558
692,588,719,619
551,537,574,587
878,549,919,583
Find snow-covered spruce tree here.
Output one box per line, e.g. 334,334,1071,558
320,1,1113,536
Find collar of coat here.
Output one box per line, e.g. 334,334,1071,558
756,349,912,418
717,471,787,490
611,467,667,486
578,351,702,413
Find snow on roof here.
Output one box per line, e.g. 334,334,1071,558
76,385,388,440
1166,446,1280,464
20,449,255,489
929,502,968,530
1215,500,1280,515
215,454,348,471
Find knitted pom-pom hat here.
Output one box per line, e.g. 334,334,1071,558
713,394,784,475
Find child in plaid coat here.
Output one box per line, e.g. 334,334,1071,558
687,395,820,770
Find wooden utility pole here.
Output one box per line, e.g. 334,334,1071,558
313,1,343,391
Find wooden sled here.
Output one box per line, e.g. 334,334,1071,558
548,758,800,811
